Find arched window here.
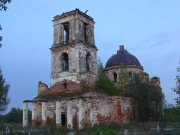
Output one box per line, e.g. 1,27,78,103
128,71,132,83
63,82,67,89
84,23,88,43
62,53,69,71
86,53,91,71
113,72,117,83
63,22,69,44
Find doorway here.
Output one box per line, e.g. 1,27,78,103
61,113,66,126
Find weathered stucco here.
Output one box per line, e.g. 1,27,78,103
31,92,134,128
23,102,28,127
50,8,97,90
51,44,97,86
104,65,144,83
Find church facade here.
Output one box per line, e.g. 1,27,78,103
23,9,161,129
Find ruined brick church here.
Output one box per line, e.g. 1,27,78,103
23,9,161,129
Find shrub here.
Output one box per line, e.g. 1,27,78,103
96,61,118,96
90,127,118,135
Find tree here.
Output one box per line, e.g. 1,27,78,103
148,85,163,121
96,61,117,95
165,62,180,122
0,108,32,124
163,104,180,122
0,69,10,113
0,0,12,47
118,66,129,92
173,62,180,106
123,74,163,121
0,0,11,11
130,74,151,121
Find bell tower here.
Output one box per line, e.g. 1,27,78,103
50,9,97,92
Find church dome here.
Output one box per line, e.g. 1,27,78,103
105,45,143,69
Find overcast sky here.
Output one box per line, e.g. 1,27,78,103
0,0,180,113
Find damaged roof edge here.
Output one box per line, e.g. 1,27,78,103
53,8,94,22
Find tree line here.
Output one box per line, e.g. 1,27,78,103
0,108,32,125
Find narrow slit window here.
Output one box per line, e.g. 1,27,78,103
113,73,117,83
86,53,90,71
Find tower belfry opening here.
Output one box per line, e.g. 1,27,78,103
84,23,88,43
63,22,69,44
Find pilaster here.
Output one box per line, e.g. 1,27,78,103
67,101,73,129
23,102,28,127
32,102,37,127
78,99,84,129
56,101,61,128
41,102,47,126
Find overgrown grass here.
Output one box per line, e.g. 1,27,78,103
48,123,73,135
1,122,178,135
48,122,170,135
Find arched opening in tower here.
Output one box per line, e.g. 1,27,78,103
84,23,88,43
63,22,69,44
62,53,69,71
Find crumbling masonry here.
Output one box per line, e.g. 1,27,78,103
23,9,161,129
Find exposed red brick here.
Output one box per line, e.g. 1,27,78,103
51,80,81,93
116,102,125,122
40,90,50,95
96,114,111,124
47,117,55,124
38,81,49,94
41,120,47,127
32,120,36,127
73,113,78,127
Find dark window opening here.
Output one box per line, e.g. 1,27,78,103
128,72,132,83
63,83,67,89
86,53,90,71
61,113,66,126
133,108,136,121
84,23,88,43
63,22,69,44
62,53,69,71
113,73,117,83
